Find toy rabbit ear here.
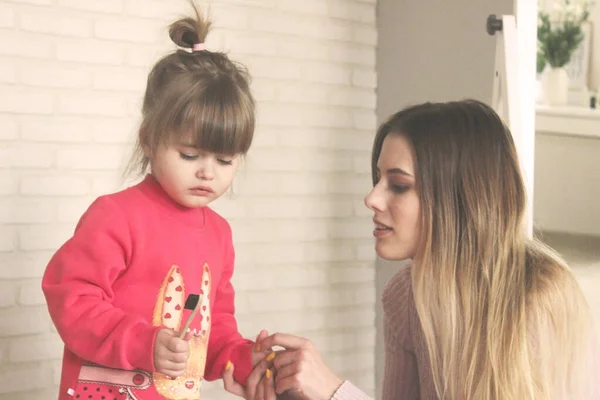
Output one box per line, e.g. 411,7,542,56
152,265,185,330
198,263,212,338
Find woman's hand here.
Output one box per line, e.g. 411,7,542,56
252,329,273,365
257,333,344,400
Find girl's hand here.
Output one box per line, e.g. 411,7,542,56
153,328,191,377
222,359,276,400
257,333,344,400
222,329,277,399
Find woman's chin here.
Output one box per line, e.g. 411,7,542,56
375,243,413,262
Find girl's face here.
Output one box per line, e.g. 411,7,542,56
364,133,421,261
147,139,239,208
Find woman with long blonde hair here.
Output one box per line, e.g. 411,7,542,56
229,100,598,400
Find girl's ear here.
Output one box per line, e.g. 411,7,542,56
142,144,151,158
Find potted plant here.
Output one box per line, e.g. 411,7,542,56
537,0,593,105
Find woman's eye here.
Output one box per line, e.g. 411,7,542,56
391,184,409,194
179,152,198,160
217,158,233,165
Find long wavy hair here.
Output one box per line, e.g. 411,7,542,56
372,100,596,399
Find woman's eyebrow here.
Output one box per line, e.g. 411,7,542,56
387,167,412,177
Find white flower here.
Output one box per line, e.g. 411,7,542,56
547,0,592,22
549,3,565,21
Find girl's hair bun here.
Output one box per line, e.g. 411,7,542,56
168,1,211,49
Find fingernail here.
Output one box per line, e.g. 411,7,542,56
255,343,261,352
265,368,272,379
266,351,276,362
225,360,232,371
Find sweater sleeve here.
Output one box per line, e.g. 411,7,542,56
42,197,161,372
203,223,253,385
381,266,421,400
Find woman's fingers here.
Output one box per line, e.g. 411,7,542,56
222,363,246,398
264,368,277,400
271,349,303,370
253,329,275,365
246,359,270,400
272,362,301,384
274,374,302,396
255,375,265,400
256,329,269,342
258,333,311,351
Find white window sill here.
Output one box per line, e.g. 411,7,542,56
536,104,600,139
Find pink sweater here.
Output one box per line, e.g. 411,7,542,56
332,266,437,400
42,175,253,400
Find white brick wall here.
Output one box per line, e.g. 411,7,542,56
0,1,377,399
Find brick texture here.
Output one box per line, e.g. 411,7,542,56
0,1,377,398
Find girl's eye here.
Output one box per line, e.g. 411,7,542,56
217,158,233,165
179,152,198,161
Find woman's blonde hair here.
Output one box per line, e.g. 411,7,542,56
372,100,596,399
127,0,255,177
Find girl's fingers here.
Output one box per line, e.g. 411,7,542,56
222,362,246,397
182,330,194,341
166,351,189,364
165,337,189,354
157,360,186,374
159,367,185,377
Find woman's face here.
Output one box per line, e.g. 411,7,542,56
364,133,421,261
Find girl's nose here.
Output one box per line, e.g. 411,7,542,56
196,158,215,180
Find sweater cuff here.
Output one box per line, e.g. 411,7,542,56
230,341,254,386
129,324,163,372
331,381,372,400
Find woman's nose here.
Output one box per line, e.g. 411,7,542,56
364,184,384,212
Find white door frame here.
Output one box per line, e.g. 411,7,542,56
515,0,538,236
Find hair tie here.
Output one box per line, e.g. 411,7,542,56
192,43,205,52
